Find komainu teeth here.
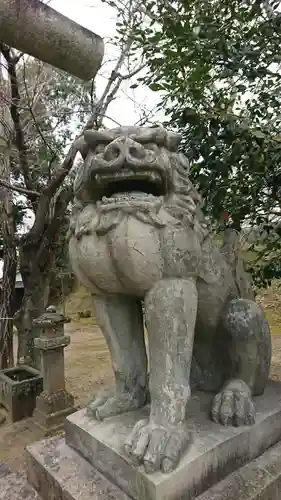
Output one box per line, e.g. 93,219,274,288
94,169,163,183
94,168,165,202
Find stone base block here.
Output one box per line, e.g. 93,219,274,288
197,440,281,500
0,472,40,500
33,389,77,435
26,435,281,500
65,380,281,500
33,405,78,436
26,436,129,500
0,463,40,500
36,389,75,414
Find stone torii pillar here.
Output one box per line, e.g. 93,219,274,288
0,0,104,81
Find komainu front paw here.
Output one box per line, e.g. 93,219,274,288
87,386,147,420
124,419,192,474
211,379,255,427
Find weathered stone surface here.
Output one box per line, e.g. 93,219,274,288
69,125,272,473
65,381,281,500
26,436,129,500
0,366,43,422
0,0,104,81
33,309,76,434
26,432,281,500
33,405,76,437
197,440,281,500
0,471,40,500
34,336,70,350
33,311,70,329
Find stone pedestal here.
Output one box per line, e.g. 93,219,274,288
27,380,281,500
0,462,40,500
33,307,76,435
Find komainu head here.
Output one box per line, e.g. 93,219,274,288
75,125,186,201
73,125,209,239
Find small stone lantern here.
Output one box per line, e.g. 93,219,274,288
33,306,76,435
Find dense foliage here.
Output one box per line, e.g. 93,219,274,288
117,0,281,284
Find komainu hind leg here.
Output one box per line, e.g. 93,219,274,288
211,298,271,426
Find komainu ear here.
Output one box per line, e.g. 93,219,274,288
166,132,182,152
74,136,89,160
134,127,182,151
84,129,115,148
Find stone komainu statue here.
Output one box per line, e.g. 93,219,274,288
69,126,271,474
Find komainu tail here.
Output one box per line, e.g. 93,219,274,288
221,228,255,301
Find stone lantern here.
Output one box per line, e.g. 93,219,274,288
33,306,76,435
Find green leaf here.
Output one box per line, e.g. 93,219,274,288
149,83,165,91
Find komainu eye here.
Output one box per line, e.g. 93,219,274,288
95,144,106,154
144,142,159,152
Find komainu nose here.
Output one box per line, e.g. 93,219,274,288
103,142,123,162
103,137,146,163
127,140,146,160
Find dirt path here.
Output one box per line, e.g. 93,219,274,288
64,322,113,408
0,322,281,472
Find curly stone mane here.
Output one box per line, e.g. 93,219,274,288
165,146,210,242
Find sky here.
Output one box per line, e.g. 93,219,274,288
50,0,163,127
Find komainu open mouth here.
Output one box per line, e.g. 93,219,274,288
94,169,166,203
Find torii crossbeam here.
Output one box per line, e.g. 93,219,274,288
0,0,104,80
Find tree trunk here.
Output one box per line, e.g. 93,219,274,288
15,248,51,366
14,189,71,366
0,215,16,368
0,76,17,369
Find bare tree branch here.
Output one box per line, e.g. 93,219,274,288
95,40,134,128
0,178,40,197
97,114,122,126
45,141,79,198
118,61,146,79
22,59,58,158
